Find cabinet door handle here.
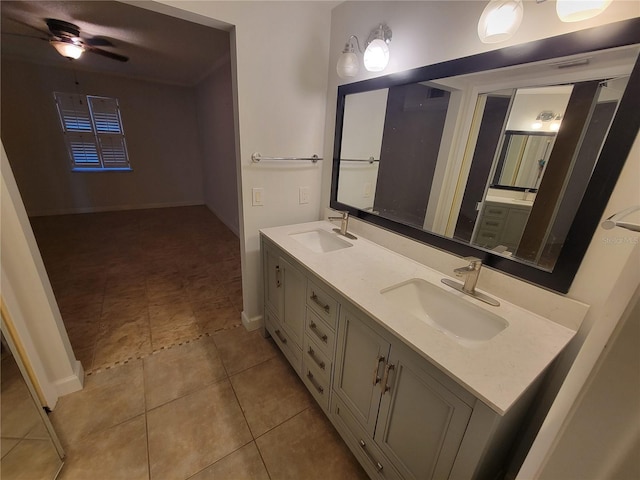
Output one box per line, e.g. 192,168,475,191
309,321,328,343
306,370,324,394
372,355,385,386
310,292,330,313
381,363,395,394
274,329,287,344
307,346,325,370
275,265,281,288
358,439,384,472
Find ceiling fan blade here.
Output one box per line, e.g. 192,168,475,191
84,37,115,48
4,17,51,38
87,46,129,63
1,31,49,42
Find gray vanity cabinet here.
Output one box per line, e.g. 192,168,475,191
333,305,474,480
263,243,306,373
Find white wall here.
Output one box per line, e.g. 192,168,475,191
196,53,240,235
321,1,640,477
1,58,204,215
152,1,336,329
1,143,83,407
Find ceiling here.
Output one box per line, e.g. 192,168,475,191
1,0,230,87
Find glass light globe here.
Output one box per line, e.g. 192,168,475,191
478,0,523,44
337,51,359,78
363,38,389,72
556,0,612,22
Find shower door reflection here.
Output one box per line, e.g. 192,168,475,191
1,323,64,479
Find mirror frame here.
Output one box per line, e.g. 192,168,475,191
331,18,640,293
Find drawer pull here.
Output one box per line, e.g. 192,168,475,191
306,370,324,394
382,363,395,394
372,355,385,386
307,346,325,370
359,439,384,472
274,329,287,344
310,292,330,313
309,321,328,343
275,265,281,288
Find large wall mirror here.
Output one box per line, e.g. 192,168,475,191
331,19,640,293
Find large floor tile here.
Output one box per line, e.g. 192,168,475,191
57,415,148,480
230,354,312,438
257,405,369,480
93,317,152,369
147,380,252,480
213,326,277,376
192,298,241,334
148,301,200,350
189,442,269,480
50,361,145,447
143,337,227,410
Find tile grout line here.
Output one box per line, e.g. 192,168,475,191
86,323,242,376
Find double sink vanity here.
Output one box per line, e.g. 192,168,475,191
260,221,575,480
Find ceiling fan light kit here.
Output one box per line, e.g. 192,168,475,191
50,39,84,60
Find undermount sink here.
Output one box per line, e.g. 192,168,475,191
289,229,353,253
380,278,508,345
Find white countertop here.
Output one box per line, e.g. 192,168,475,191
260,221,576,415
485,196,534,207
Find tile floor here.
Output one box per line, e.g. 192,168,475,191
29,206,368,479
31,206,244,373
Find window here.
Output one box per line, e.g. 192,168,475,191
54,92,130,171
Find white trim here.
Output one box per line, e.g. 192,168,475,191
28,201,205,218
54,360,85,397
241,311,263,331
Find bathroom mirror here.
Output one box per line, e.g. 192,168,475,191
331,18,640,293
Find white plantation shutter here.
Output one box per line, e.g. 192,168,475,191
54,92,130,170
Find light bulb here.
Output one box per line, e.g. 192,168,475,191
364,38,389,72
51,40,84,60
556,0,612,22
531,122,543,130
337,51,359,78
550,122,561,131
478,0,524,44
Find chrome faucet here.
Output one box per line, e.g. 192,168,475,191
442,257,500,306
328,211,357,240
453,257,482,294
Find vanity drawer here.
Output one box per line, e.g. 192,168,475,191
303,334,332,383
307,280,338,329
483,204,507,219
303,357,331,412
265,308,302,374
478,217,504,231
305,309,336,357
331,396,402,480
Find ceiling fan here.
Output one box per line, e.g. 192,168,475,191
5,17,129,62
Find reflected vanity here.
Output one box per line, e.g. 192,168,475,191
331,18,640,292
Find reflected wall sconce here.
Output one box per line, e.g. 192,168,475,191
532,111,563,131
337,23,392,78
478,0,613,44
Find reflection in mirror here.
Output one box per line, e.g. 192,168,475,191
1,328,64,479
332,21,640,292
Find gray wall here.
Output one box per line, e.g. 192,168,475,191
1,58,205,215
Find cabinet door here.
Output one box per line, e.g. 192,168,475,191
374,346,473,480
334,307,390,436
263,245,283,317
280,257,306,348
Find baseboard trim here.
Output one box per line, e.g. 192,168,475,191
54,360,84,397
28,201,204,217
241,311,263,331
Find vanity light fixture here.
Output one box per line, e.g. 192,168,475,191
477,0,524,44
550,114,563,131
336,23,392,78
531,111,556,130
51,39,84,60
478,0,612,44
556,0,612,22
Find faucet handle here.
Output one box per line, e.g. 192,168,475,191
463,257,482,268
